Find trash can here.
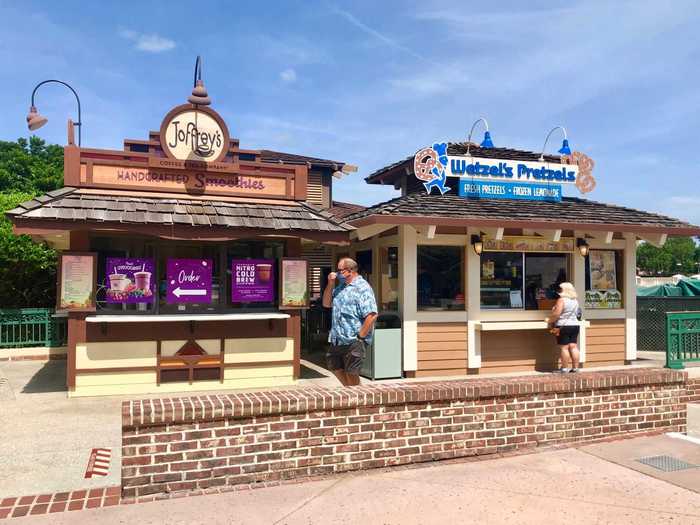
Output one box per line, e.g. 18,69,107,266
361,312,402,380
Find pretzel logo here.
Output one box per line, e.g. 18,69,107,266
413,142,450,194
563,151,596,194
414,147,439,182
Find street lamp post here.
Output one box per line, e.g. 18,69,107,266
26,80,82,146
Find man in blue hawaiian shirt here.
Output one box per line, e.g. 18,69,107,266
322,257,378,386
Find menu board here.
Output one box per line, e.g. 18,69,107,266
589,250,617,290
166,259,212,304
57,252,96,311
483,236,574,253
279,258,309,309
106,258,155,303
232,259,274,302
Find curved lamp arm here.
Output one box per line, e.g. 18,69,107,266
30,79,82,146
539,126,568,161
466,117,491,156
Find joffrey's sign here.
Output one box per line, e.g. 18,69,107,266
159,104,230,163
66,103,306,201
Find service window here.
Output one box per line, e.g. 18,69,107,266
417,246,465,311
481,252,570,310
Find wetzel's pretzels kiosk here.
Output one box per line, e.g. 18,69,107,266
7,74,352,396
340,137,700,377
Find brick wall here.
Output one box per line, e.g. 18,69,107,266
121,369,689,498
685,378,700,404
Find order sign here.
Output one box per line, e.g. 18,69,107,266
166,259,212,303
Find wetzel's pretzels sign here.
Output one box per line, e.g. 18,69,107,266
414,144,595,199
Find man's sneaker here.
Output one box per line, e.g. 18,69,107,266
570,368,580,373
555,368,570,374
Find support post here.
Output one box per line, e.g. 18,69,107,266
624,234,637,362
466,226,482,369
399,225,418,373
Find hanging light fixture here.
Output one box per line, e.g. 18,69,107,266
471,234,484,256
539,126,570,160
25,80,82,145
466,117,494,156
187,56,211,106
576,238,590,257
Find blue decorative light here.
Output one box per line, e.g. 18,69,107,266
466,117,492,156
480,131,494,148
558,139,571,155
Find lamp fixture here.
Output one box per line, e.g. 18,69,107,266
539,126,570,161
576,238,590,257
466,117,494,156
471,234,484,256
26,80,82,146
188,56,211,106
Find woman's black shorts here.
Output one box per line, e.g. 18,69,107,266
556,325,579,345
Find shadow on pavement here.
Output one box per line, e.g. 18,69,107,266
21,360,67,393
300,364,327,379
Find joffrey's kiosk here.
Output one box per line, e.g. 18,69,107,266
338,119,700,377
9,62,354,396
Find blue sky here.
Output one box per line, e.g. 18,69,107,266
2,1,700,223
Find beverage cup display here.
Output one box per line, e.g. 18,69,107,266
109,274,128,291
257,263,272,283
134,271,151,291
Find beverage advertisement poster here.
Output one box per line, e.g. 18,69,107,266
166,259,212,304
231,259,275,302
57,252,97,311
105,258,155,303
589,250,617,290
279,259,309,309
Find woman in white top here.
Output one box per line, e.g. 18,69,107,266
549,282,581,373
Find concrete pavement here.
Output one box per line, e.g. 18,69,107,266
8,446,700,524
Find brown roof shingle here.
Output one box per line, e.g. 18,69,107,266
343,192,700,234
7,188,353,234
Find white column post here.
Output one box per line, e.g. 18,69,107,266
399,225,418,372
466,226,482,369
624,234,637,362
573,231,587,363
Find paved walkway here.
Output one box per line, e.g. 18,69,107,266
7,445,700,524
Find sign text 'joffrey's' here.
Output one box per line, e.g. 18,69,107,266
160,105,229,163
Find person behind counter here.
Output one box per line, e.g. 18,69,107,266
548,282,582,373
322,257,378,386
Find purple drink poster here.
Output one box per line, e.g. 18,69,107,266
166,259,212,304
106,258,155,303
231,259,275,302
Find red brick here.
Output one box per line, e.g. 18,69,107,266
68,500,84,511
29,504,49,515
12,506,30,517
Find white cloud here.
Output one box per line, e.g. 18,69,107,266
280,68,297,84
119,29,175,53
654,196,700,226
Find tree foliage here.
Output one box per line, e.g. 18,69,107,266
0,138,62,308
637,237,700,276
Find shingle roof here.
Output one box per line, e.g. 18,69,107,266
260,150,344,169
365,142,563,185
7,188,352,233
326,201,367,220
343,192,700,234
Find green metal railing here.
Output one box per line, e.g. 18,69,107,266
0,308,67,349
666,311,700,369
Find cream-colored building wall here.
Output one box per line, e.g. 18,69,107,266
76,342,157,369
224,364,293,379
70,373,295,397
160,339,220,356
224,337,293,363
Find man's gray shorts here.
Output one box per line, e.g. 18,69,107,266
326,339,367,375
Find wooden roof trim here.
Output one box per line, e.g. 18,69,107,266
347,214,700,236
74,188,304,206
